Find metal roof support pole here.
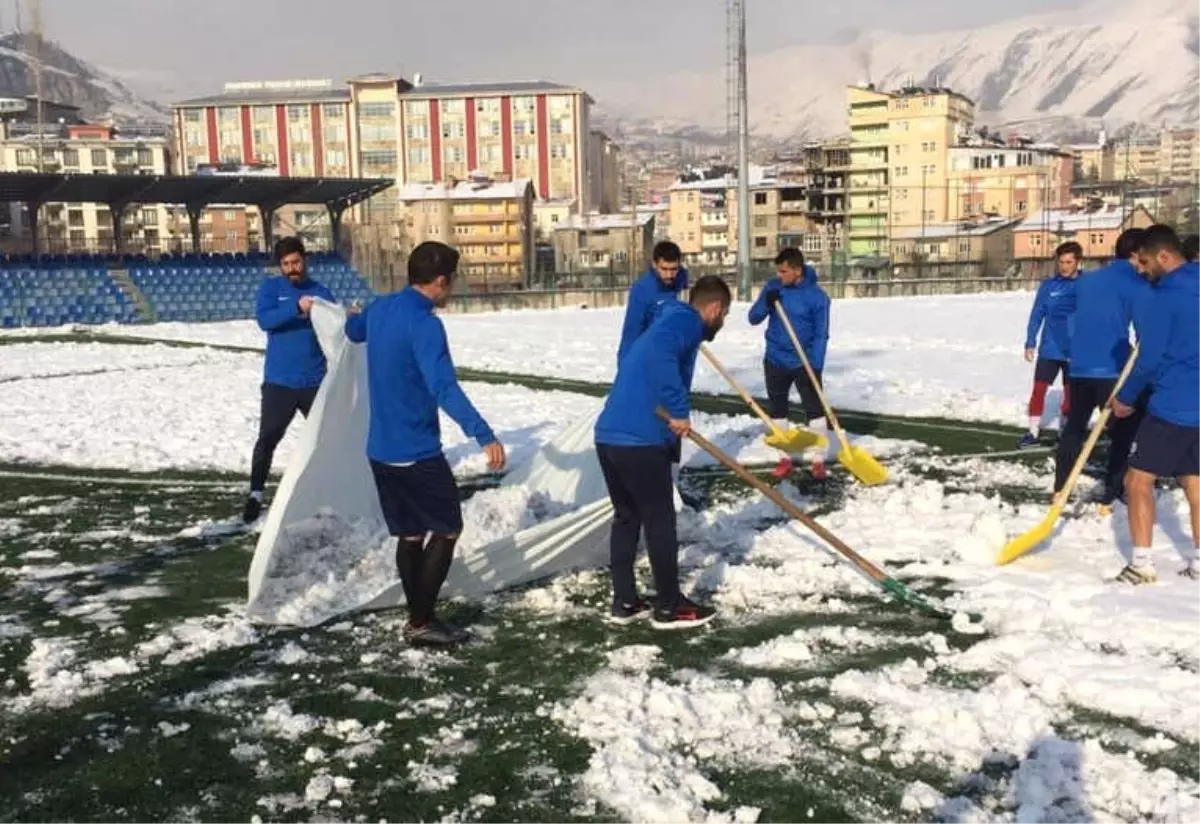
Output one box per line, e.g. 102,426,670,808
326,202,345,258
109,202,128,255
259,205,276,254
185,203,203,254
25,200,41,257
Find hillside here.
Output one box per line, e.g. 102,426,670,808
593,0,1199,141
0,32,166,123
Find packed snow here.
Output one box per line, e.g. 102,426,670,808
89,291,1063,427
2,292,1197,822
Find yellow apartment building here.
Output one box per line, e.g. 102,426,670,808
846,84,975,258
397,176,535,290
946,144,1075,222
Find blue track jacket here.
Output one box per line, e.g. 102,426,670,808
747,266,830,370
255,275,335,388
1068,260,1151,380
1024,274,1078,362
596,300,704,448
616,267,690,365
345,286,496,464
1117,261,1199,427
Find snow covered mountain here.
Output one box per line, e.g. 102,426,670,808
0,32,167,124
594,0,1199,140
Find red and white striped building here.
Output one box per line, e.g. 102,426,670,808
172,75,601,211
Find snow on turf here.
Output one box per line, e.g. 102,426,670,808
98,291,1053,426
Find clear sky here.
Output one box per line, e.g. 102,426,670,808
25,0,1087,100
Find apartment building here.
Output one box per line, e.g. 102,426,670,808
890,216,1019,278
588,130,621,213
1159,128,1199,182
1114,137,1162,182
846,84,975,258
946,143,1073,222
552,211,655,274
1013,204,1153,260
396,175,534,289
801,141,849,256
173,74,602,212
1068,137,1116,182
0,120,172,254
666,165,790,267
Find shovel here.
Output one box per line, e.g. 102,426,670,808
773,304,888,486
699,344,826,454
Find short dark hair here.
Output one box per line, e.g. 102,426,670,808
1137,224,1183,257
1054,241,1083,259
652,240,682,264
689,274,732,307
408,241,460,285
774,247,805,268
1114,228,1146,260
274,236,306,261
1180,233,1198,262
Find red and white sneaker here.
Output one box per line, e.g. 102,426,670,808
772,457,794,479
651,596,716,630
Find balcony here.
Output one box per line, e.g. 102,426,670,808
451,211,514,224
778,199,807,214
850,180,888,193
700,212,728,227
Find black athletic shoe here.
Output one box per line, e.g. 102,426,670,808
241,495,263,524
609,598,652,625
651,596,716,630
679,490,704,511
403,620,460,647
1018,433,1039,449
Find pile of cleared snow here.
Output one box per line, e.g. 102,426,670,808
248,485,578,627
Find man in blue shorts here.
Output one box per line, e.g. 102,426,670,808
346,241,506,644
1111,225,1199,583
595,274,731,630
1019,241,1080,448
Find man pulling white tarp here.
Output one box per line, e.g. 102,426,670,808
247,299,626,628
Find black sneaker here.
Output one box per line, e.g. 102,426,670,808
241,495,263,524
403,621,460,647
651,596,716,630
608,598,652,625
1017,433,1039,449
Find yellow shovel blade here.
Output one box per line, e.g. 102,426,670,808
763,429,826,453
996,504,1063,566
836,445,889,486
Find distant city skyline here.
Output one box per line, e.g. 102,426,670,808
26,0,1089,103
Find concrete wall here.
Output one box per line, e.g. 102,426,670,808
441,275,1042,314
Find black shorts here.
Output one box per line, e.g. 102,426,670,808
1129,414,1200,478
369,455,463,537
1033,358,1068,384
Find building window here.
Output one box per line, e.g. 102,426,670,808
442,121,465,139
218,107,239,124
323,103,345,119
1016,200,1027,212
408,147,430,165
513,120,535,137
404,100,428,117
476,98,501,114
183,109,201,123
754,236,767,247
445,146,464,163
15,148,34,166
142,209,158,226
550,144,571,159
754,192,768,205
440,99,464,115
754,215,767,228
137,148,154,166
406,123,429,140
360,123,396,143
513,96,536,112
514,144,534,160
359,102,395,119
91,149,107,167
287,105,307,121
361,149,398,167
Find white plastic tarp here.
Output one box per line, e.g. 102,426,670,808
246,298,617,628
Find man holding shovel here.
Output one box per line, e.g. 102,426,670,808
595,275,732,629
748,247,832,480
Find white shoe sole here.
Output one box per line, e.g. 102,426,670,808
650,612,716,630
607,610,651,626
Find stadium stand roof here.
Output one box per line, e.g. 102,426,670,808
0,172,394,254
0,172,392,211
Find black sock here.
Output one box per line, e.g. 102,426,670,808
394,538,424,623
412,533,458,626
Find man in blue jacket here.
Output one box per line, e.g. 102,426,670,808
616,240,689,365
1019,241,1081,448
346,241,506,646
748,247,831,479
595,274,731,630
243,236,336,524
1111,225,1200,584
1054,228,1152,505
